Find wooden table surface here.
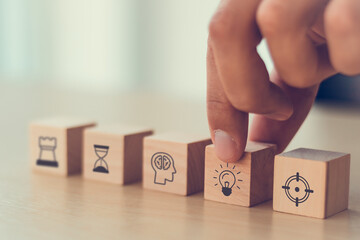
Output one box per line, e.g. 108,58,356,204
0,84,359,239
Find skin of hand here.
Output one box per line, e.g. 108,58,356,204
207,0,360,162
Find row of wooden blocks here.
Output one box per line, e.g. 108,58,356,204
30,118,351,219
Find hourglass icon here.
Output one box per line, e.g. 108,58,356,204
93,144,110,174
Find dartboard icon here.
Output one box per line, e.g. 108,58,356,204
282,172,314,207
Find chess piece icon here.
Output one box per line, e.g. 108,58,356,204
37,136,58,167
93,145,110,173
151,152,176,185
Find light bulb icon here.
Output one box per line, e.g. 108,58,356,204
214,163,242,197
219,170,236,196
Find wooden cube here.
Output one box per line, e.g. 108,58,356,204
83,125,153,184
204,142,276,207
273,148,350,218
30,117,96,176
143,132,211,195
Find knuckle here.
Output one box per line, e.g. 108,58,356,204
207,94,232,113
325,2,360,75
282,72,318,88
331,56,360,76
208,89,261,114
288,81,314,89
208,11,235,41
256,0,289,36
325,1,359,37
207,98,235,123
226,91,263,113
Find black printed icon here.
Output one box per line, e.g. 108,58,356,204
93,145,110,173
214,163,242,196
151,152,176,185
37,136,58,167
282,172,314,207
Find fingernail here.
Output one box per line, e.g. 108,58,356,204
214,130,238,162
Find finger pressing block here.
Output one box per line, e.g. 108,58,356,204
204,142,276,207
273,148,350,218
83,125,153,184
143,132,212,196
30,117,96,176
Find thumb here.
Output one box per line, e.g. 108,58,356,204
207,45,248,162
249,70,319,153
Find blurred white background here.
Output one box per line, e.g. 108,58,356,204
0,0,273,100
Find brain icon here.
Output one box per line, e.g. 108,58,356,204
152,153,173,170
162,156,171,170
151,152,176,185
154,155,163,169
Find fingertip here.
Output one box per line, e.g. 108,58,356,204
214,130,245,163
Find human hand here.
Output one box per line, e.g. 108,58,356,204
207,0,360,162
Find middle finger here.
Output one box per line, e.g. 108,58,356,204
257,0,335,88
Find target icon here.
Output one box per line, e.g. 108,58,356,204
282,172,314,207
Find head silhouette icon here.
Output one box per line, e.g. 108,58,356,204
151,152,176,185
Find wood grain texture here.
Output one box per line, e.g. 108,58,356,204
204,142,276,207
67,126,91,175
325,155,351,217
143,133,211,196
250,144,276,206
83,125,153,184
30,118,96,176
273,148,350,218
187,139,212,195
123,131,154,183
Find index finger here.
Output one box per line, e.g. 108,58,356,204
207,44,248,162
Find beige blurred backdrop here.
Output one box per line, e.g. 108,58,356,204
0,0,274,100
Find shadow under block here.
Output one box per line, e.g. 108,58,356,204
83,125,153,184
273,148,350,219
143,133,212,196
204,142,276,207
30,118,96,176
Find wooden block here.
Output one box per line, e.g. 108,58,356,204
30,117,96,176
83,125,153,184
204,142,276,207
143,132,211,196
273,148,350,219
